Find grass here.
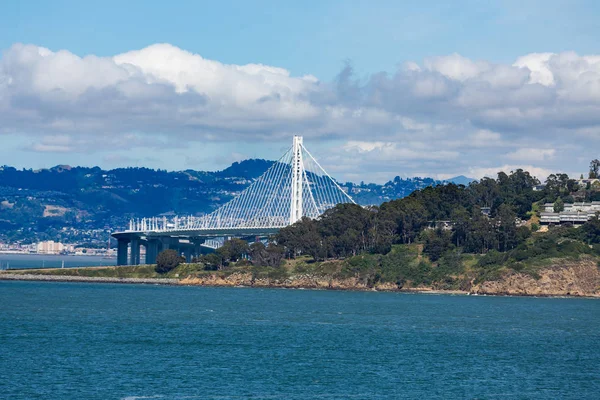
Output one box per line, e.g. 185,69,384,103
7,239,598,290
6,263,206,279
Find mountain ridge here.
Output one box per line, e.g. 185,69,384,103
0,159,471,244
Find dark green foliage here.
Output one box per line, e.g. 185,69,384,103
276,169,544,260
200,253,222,270
422,229,452,261
544,173,577,203
589,159,600,179
478,250,508,267
497,226,595,266
202,238,251,269
554,198,565,213
249,242,285,268
277,204,382,260
216,238,249,263
430,252,466,289
577,217,600,244
155,249,185,273
379,246,431,287
341,254,382,286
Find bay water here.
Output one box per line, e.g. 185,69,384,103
1,281,598,399
0,254,115,270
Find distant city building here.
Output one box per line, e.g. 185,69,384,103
36,241,75,254
540,202,600,225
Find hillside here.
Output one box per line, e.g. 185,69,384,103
5,166,600,297
0,162,456,244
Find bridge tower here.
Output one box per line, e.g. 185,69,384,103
290,135,304,225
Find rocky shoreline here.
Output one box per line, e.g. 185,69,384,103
2,264,599,298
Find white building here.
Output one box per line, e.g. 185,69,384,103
543,202,600,213
37,241,66,254
541,202,600,225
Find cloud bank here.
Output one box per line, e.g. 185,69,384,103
1,43,600,180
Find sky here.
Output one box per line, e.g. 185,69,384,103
1,0,600,182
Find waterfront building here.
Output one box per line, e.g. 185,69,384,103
36,241,75,254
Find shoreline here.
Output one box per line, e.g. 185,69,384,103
2,273,598,298
0,273,178,285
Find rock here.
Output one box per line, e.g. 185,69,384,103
471,259,600,297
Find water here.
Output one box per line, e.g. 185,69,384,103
0,282,598,399
0,253,115,270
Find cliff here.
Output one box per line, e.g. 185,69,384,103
179,272,399,291
471,259,600,297
178,260,600,297
4,257,599,298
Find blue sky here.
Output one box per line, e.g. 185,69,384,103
1,0,600,181
4,0,600,79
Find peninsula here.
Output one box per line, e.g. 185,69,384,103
4,165,600,298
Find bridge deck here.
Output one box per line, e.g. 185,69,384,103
112,227,281,240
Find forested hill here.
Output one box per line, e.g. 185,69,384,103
0,161,462,243
263,169,600,294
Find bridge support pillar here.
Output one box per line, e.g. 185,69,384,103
161,237,176,251
146,240,160,264
130,239,141,266
194,241,202,259
183,247,192,263
117,239,129,266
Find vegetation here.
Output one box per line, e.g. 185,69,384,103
155,249,185,273
10,161,600,293
0,161,465,244
265,166,600,289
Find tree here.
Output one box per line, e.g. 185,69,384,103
249,241,285,267
545,173,574,201
276,217,322,259
155,249,184,273
200,253,222,270
589,159,600,179
451,207,470,247
554,197,565,213
222,238,249,262
497,204,518,251
214,238,249,268
422,228,451,261
579,216,600,244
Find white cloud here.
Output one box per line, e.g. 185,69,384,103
469,129,505,148
2,43,600,180
506,148,556,162
467,165,555,181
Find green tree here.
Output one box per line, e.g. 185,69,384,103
223,238,249,262
155,249,184,273
497,204,518,251
554,197,565,213
276,217,322,259
249,241,285,267
214,238,249,267
589,159,600,179
200,253,222,270
422,228,451,261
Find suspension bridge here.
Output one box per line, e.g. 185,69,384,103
112,136,355,265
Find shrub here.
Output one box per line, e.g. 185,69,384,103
477,250,506,267
155,249,184,274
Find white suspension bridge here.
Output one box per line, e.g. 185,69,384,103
112,136,355,265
